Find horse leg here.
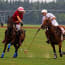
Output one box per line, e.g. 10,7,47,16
51,44,57,59
7,36,15,52
45,30,50,44
1,43,8,58
7,43,11,52
13,45,19,58
58,42,63,57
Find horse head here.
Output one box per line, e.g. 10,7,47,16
42,18,52,29
7,16,14,27
7,16,15,35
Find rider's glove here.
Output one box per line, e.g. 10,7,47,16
20,22,23,26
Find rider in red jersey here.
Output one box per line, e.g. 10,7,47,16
12,6,25,30
2,7,25,43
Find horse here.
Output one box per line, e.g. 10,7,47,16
41,18,65,59
1,16,25,58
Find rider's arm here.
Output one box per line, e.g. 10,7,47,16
51,17,56,21
41,16,46,27
17,16,23,23
47,13,56,21
41,17,47,28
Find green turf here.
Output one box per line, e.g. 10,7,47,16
3,24,40,27
0,27,65,65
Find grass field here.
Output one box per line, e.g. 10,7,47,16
0,25,65,65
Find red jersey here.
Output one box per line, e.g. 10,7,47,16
12,10,23,24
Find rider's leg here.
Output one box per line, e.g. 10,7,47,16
58,26,65,40
16,24,21,31
16,24,22,45
51,20,64,41
59,27,65,34
51,20,59,26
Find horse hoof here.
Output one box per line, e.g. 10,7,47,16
13,53,18,58
1,56,4,58
13,56,17,58
13,55,17,58
60,54,63,57
54,57,57,59
1,52,4,58
54,55,57,59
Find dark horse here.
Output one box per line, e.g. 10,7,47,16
1,16,25,58
41,18,65,59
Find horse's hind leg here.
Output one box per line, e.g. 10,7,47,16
1,43,8,58
51,44,57,59
58,42,63,57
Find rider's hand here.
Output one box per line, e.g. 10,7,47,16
41,24,43,28
37,28,41,32
20,22,23,26
20,20,23,26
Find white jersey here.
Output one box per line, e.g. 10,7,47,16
42,13,59,26
46,13,56,20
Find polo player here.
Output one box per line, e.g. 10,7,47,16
2,6,25,46
12,6,25,30
40,9,65,43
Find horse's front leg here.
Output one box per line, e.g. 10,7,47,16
51,44,57,59
1,43,8,58
13,44,19,58
7,43,11,52
45,30,50,44
58,42,63,57
7,37,15,52
7,41,14,52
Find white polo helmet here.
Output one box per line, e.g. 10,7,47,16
41,9,47,13
17,7,25,12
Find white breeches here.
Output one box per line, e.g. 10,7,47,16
52,20,59,26
52,20,65,34
16,24,20,31
60,27,65,34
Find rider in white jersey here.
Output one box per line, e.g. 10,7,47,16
41,9,59,26
41,9,65,43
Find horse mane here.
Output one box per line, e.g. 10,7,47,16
7,16,15,36
7,16,13,25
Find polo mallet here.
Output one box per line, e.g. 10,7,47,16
24,28,41,54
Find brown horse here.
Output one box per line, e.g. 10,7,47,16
41,18,65,59
1,16,25,58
